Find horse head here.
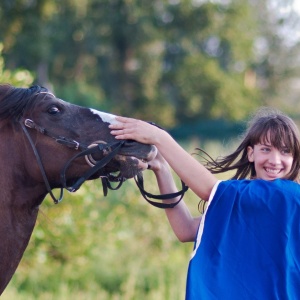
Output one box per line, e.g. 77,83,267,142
1,84,157,192
0,84,157,294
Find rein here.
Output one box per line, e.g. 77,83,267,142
20,118,187,208
134,173,188,208
134,121,189,208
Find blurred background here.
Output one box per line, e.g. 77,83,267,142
1,0,300,299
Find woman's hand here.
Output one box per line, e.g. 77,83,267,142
109,116,162,145
110,116,217,201
147,151,169,173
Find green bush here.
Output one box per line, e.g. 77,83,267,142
2,172,199,300
0,43,33,87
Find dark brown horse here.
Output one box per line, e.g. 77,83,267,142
0,84,156,294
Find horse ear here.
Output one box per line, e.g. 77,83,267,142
0,84,13,99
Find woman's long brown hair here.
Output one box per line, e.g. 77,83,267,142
198,108,300,182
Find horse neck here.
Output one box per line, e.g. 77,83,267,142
0,194,40,294
0,159,43,294
0,160,45,294
0,122,46,294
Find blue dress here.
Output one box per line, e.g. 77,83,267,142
186,179,300,300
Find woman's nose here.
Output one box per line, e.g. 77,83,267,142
268,149,281,164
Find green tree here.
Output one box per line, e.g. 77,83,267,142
162,1,260,123
2,0,299,127
0,43,33,86
0,0,55,86
250,0,300,114
0,0,261,126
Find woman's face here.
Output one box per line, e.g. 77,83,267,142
247,140,294,180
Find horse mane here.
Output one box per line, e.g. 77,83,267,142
0,84,48,121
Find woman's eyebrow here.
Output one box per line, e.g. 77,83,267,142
258,142,272,146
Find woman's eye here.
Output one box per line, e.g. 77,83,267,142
282,148,291,155
47,106,61,114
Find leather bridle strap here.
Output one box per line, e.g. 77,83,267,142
61,141,126,192
20,121,64,204
22,118,85,150
21,117,126,204
133,121,189,209
21,115,188,208
134,171,189,209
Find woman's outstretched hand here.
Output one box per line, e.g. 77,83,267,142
109,116,162,145
110,116,217,201
147,151,169,173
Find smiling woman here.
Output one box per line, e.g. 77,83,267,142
204,107,300,182
247,138,294,180
109,107,300,299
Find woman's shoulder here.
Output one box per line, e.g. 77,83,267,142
210,179,300,213
220,178,299,187
217,178,300,198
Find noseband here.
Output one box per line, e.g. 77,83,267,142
20,118,187,208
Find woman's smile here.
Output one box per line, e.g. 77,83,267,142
247,141,293,180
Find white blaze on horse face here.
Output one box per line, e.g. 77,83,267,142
90,108,118,124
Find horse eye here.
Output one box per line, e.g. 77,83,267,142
47,106,61,115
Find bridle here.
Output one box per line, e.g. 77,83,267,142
134,173,188,208
20,118,188,208
20,118,125,204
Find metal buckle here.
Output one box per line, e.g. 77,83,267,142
24,119,35,128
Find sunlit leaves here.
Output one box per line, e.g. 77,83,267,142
0,43,33,86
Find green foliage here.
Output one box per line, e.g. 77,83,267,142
162,1,260,123
0,43,33,86
55,81,106,109
0,0,264,127
0,0,299,297
174,54,259,122
1,0,299,126
249,0,300,113
2,173,199,299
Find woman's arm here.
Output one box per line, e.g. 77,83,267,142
109,116,218,200
150,152,200,242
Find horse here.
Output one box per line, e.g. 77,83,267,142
0,84,157,294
